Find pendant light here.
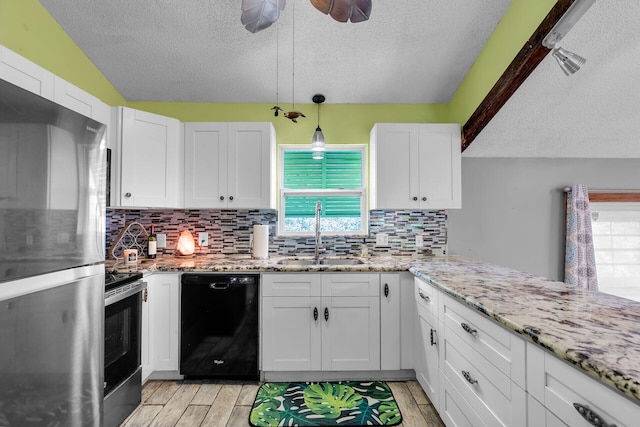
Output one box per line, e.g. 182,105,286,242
311,94,326,159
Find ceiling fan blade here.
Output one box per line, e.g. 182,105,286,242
241,0,286,33
309,0,332,14
310,0,371,23
350,0,372,22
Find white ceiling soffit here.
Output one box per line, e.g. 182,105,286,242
465,1,640,158
38,0,511,104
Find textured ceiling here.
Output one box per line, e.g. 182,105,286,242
39,0,511,104
466,1,640,158
37,0,640,159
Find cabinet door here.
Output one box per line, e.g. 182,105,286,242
380,273,400,370
415,278,440,409
418,124,461,209
144,274,180,376
227,123,274,209
262,296,322,371
120,107,182,207
370,124,420,209
53,76,100,119
0,46,54,99
184,122,228,208
321,296,380,371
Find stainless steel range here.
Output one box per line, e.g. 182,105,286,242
104,272,146,427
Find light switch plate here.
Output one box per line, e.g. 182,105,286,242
376,232,388,246
156,233,167,248
198,232,209,247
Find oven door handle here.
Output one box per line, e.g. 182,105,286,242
105,281,147,306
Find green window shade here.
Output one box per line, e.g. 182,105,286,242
283,151,362,218
284,151,362,189
285,195,361,218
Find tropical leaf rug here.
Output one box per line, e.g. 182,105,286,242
249,381,402,426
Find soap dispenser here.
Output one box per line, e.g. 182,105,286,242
360,238,368,257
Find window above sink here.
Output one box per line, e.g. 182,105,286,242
278,146,367,237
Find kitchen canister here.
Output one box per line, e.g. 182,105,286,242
252,225,269,259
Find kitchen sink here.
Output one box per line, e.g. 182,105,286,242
277,258,364,266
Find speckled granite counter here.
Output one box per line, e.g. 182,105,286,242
107,254,640,403
410,259,640,404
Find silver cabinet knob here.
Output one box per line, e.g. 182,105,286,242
124,192,132,198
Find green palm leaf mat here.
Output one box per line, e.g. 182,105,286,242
249,381,402,426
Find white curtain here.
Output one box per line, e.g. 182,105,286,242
564,184,598,290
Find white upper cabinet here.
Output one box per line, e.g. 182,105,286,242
53,76,110,125
184,122,275,209
118,107,183,208
0,46,54,100
370,123,461,210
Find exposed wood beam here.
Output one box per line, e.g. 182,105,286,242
461,0,577,152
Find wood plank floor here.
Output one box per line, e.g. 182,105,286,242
121,380,445,427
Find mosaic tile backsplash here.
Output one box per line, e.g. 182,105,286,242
106,209,447,259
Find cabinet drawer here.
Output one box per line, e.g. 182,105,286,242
415,277,438,318
441,327,526,427
321,273,379,297
262,273,321,297
540,352,640,427
442,294,525,387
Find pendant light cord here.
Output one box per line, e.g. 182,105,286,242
291,0,295,110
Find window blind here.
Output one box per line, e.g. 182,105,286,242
283,151,362,217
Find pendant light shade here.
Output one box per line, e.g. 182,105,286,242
311,94,326,155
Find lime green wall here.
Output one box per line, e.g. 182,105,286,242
128,102,448,146
0,0,125,105
2,0,554,139
448,0,556,125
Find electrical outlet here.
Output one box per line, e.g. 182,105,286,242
376,232,388,246
156,233,167,248
415,234,424,248
198,232,209,247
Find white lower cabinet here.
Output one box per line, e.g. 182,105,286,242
415,276,640,427
262,273,380,372
415,277,440,411
380,273,401,370
141,273,180,382
527,342,640,427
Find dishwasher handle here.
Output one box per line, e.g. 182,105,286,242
209,282,230,290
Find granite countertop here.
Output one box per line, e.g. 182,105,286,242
410,260,640,404
107,254,640,403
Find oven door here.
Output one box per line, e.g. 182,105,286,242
104,290,141,397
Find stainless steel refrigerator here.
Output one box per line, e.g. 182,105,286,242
0,78,106,427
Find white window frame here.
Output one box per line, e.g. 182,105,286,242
278,145,368,237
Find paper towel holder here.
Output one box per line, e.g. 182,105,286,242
251,224,270,260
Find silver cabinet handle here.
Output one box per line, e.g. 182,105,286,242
418,291,430,301
462,370,478,385
313,307,318,321
412,196,418,201
124,192,132,198
573,403,616,427
229,196,234,201
384,283,389,298
430,329,436,346
461,322,477,335
422,197,427,201
219,196,225,201
324,307,329,322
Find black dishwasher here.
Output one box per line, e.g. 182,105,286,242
180,273,259,380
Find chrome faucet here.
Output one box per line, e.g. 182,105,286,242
314,200,322,261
